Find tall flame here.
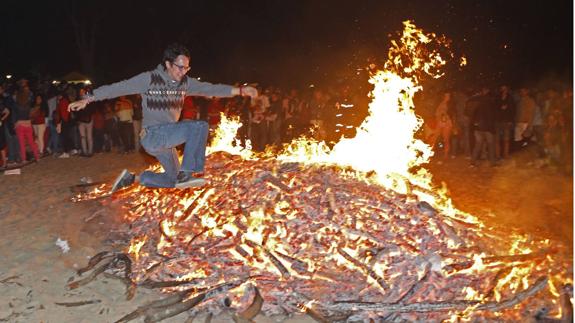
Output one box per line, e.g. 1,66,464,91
327,70,433,191
275,20,452,198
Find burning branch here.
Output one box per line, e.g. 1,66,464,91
324,276,548,314
116,279,247,323
336,246,389,291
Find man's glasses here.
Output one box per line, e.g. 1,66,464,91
172,62,191,73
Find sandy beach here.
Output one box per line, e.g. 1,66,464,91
0,149,571,322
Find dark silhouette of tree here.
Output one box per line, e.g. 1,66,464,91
64,1,104,80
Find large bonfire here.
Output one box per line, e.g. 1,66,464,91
73,21,572,322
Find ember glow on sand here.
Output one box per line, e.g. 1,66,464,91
73,21,572,322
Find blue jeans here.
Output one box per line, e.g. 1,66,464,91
47,122,60,153
472,130,496,165
5,127,20,162
457,117,471,157
139,120,209,188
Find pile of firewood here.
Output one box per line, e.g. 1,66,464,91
72,152,572,322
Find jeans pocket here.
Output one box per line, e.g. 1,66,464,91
141,129,165,152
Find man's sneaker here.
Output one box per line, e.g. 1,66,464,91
175,171,206,189
58,152,70,158
111,169,136,192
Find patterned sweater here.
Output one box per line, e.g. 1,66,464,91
91,64,235,127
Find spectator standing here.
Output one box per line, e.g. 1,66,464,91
180,96,198,121
0,85,9,167
561,89,573,134
333,86,357,142
76,88,94,156
543,112,565,165
56,88,76,157
308,89,328,141
250,100,266,151
494,85,516,160
13,80,40,162
470,87,497,167
67,86,81,154
206,98,223,130
46,87,60,154
131,95,143,152
103,100,119,151
236,96,251,146
298,92,314,137
560,89,573,173
429,91,454,160
92,103,106,153
4,85,21,163
265,91,283,147
197,97,209,122
560,88,573,165
115,96,134,153
531,97,546,158
254,86,270,118
515,88,537,148
452,89,470,157
30,94,47,156
282,89,300,142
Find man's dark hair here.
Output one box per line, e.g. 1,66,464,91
162,43,190,67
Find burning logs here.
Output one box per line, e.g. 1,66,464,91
323,276,548,313
72,153,572,322
115,279,247,323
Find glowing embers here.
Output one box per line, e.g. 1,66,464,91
76,154,571,320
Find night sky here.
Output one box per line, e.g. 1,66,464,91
1,0,573,89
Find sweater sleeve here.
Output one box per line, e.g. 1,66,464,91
92,71,150,101
185,77,235,98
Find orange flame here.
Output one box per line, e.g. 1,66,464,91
276,20,453,208
128,236,147,261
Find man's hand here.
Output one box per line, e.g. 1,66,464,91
68,98,91,112
240,86,258,98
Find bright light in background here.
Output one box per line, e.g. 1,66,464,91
52,79,91,85
5,75,12,79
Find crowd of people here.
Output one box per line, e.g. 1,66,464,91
423,85,573,170
0,78,370,168
0,80,146,166
0,76,572,173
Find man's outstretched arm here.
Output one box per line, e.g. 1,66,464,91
69,71,150,111
185,78,258,99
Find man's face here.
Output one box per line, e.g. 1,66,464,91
165,55,191,82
